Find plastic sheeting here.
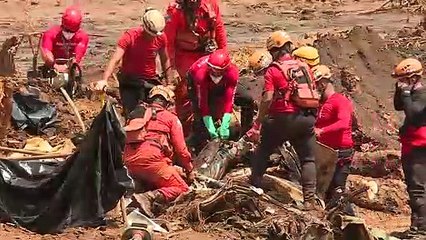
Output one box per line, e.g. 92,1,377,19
11,92,57,134
0,101,133,234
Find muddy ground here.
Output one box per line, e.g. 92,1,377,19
0,0,425,239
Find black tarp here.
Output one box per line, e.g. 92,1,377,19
11,92,57,134
0,101,133,234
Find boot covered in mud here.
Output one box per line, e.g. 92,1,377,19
132,190,165,218
325,187,355,216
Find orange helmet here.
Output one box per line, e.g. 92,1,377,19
148,85,175,103
312,65,332,82
392,58,423,79
248,50,272,73
266,31,292,51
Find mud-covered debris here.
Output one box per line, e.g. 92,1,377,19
348,175,409,214
339,67,361,94
350,150,402,179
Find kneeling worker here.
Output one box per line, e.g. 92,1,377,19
123,85,193,218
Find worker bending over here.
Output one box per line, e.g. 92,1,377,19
123,86,193,218
94,8,172,118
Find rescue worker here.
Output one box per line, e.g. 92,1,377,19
93,8,173,118
187,49,255,151
247,31,320,210
123,85,193,218
164,0,228,136
392,58,426,238
40,5,89,74
292,46,320,68
312,65,355,215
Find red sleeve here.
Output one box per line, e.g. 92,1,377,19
41,29,54,55
164,6,178,67
74,31,89,63
213,2,227,50
197,76,210,116
222,66,238,113
169,115,193,171
321,97,353,133
263,67,276,92
117,31,131,50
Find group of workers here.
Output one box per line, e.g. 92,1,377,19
39,2,425,238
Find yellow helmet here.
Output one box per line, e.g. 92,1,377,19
142,7,166,36
292,46,320,67
312,65,332,82
248,50,273,73
266,31,292,51
148,85,175,103
391,58,423,79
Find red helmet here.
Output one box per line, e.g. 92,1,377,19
207,49,231,71
61,6,82,32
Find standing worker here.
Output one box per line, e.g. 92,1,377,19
292,46,320,69
186,49,255,151
312,65,355,215
93,8,173,118
392,58,426,238
123,85,193,218
247,31,321,210
40,5,89,74
164,0,228,135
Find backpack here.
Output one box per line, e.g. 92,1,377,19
272,59,320,109
124,104,173,156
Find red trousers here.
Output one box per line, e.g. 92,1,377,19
124,143,189,201
175,51,205,137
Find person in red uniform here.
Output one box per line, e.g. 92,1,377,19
123,85,193,218
164,0,228,136
93,8,172,118
247,31,320,210
40,5,89,74
186,49,255,151
392,58,426,238
312,65,355,215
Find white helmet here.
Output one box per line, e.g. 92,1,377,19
141,7,165,36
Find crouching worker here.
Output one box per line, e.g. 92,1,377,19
123,85,194,218
40,6,89,75
312,65,355,215
392,58,426,238
186,49,256,151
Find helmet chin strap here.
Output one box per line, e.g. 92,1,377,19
210,74,223,84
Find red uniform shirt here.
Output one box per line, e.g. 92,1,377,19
118,27,167,79
263,55,300,114
189,56,238,118
164,0,227,66
316,93,354,149
41,25,89,64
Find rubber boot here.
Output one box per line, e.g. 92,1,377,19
132,190,164,218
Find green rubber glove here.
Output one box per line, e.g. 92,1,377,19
203,116,218,139
218,113,232,140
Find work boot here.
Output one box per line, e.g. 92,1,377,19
132,190,164,218
301,199,325,218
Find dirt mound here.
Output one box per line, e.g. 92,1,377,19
316,26,403,150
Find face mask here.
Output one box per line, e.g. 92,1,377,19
210,74,223,84
62,31,75,40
